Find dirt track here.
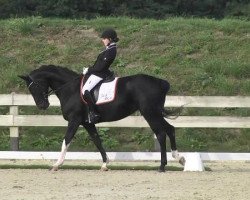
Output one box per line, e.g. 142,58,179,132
0,161,249,200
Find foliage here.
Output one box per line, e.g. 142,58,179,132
19,127,63,151
0,129,10,150
1,17,249,96
98,128,119,150
175,128,250,152
0,17,249,152
0,0,249,19
132,131,153,150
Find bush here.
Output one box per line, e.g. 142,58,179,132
0,0,249,19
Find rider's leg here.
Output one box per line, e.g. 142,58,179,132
82,74,103,123
82,74,103,93
84,90,100,122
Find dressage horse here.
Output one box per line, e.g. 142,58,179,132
19,65,185,172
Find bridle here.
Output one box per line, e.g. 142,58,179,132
28,77,51,101
28,75,80,99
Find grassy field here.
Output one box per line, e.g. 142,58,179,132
0,17,249,152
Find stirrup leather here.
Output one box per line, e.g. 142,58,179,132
87,111,100,124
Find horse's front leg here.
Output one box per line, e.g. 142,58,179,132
51,120,80,171
83,123,109,171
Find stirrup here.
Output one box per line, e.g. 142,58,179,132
88,111,100,124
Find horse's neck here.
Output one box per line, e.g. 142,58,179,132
48,72,79,100
46,70,70,87
49,75,68,89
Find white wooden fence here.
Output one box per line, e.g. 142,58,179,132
0,93,250,161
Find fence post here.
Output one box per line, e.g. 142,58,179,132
9,92,19,151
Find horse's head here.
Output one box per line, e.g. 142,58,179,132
19,75,50,110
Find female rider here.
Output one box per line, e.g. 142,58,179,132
82,28,119,123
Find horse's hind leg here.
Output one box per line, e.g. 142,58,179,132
142,111,184,172
83,123,109,171
155,130,167,172
142,111,169,172
164,120,185,166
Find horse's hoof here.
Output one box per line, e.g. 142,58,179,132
100,166,109,171
179,156,186,166
158,166,166,172
50,166,59,172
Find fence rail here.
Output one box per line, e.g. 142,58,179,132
0,93,250,161
0,151,250,161
1,93,250,107
1,115,250,128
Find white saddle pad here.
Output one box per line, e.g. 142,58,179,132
96,78,119,105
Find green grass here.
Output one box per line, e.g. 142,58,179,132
0,163,212,171
0,164,184,171
0,17,249,152
0,17,249,95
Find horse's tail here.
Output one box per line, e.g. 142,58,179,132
162,106,184,119
160,78,183,119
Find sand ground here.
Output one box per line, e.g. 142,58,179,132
0,160,249,200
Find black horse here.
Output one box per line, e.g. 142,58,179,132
19,65,185,172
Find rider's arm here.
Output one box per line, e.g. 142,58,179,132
88,47,116,73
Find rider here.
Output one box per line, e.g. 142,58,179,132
82,28,119,123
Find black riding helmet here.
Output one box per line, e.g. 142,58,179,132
101,28,119,43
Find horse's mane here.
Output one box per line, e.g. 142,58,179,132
32,65,79,78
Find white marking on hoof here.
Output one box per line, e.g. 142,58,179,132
100,163,109,171
50,165,59,172
52,140,70,170
172,150,186,166
172,150,180,159
106,156,110,164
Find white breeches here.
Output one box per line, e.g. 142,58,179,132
82,74,103,94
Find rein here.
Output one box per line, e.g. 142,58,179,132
28,75,81,98
48,76,81,96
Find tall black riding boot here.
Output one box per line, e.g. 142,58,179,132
83,91,100,124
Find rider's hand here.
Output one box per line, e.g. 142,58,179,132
83,67,88,75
